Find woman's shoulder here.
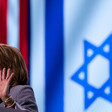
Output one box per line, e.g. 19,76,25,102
10,86,38,111
11,85,33,92
11,85,32,90
10,85,34,99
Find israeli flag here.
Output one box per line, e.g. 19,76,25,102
3,0,112,112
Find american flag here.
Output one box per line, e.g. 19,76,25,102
1,0,112,112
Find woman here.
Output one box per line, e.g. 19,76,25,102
0,44,38,112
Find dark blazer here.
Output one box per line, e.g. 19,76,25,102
0,85,38,112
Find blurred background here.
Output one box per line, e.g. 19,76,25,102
0,0,112,112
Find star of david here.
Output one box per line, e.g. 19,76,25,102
71,34,112,109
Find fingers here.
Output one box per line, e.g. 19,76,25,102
6,68,14,82
0,68,14,81
0,70,1,81
2,68,5,80
8,73,14,82
6,68,10,80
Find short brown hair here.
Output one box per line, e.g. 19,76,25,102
0,44,28,86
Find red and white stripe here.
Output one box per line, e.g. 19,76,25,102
0,0,28,67
0,0,45,112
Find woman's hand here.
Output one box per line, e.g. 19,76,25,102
0,68,14,102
